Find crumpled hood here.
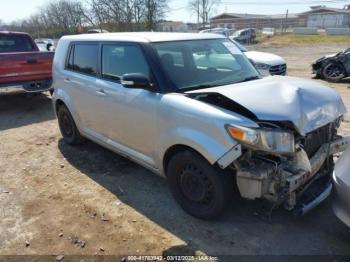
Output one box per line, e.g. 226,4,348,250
187,76,347,135
245,51,286,66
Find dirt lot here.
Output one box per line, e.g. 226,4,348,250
1,43,350,259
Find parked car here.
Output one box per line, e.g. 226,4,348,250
232,28,256,43
35,38,55,52
333,147,350,228
87,29,109,34
231,39,287,76
200,30,287,76
0,31,54,94
262,27,275,37
312,48,350,82
199,28,234,37
52,32,349,219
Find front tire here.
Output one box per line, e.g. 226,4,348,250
167,150,233,220
57,104,84,145
322,62,346,82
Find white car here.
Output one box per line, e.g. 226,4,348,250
230,39,287,76
199,31,287,76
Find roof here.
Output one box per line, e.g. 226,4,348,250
300,7,350,15
210,12,299,20
157,21,185,25
0,31,31,36
60,32,225,43
211,13,266,20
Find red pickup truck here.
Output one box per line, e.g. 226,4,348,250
0,31,54,94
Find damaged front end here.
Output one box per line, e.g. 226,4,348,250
231,119,350,215
186,77,349,215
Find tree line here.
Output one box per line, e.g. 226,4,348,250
1,0,220,38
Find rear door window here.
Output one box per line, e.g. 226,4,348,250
67,43,98,76
101,44,150,82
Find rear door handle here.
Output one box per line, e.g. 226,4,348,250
64,78,71,83
96,89,106,96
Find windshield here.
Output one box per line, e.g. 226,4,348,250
152,39,259,91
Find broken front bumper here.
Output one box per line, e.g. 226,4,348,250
235,135,350,215
287,136,350,215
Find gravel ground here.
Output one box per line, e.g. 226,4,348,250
0,43,349,259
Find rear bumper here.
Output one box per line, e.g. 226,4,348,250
0,79,52,94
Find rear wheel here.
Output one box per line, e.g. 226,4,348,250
322,62,346,82
57,104,84,145
167,150,233,219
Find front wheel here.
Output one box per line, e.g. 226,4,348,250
167,150,233,220
322,62,346,82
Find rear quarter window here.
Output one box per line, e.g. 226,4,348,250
66,43,98,76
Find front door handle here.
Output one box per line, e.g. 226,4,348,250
64,77,71,83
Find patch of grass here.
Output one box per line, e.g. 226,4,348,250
257,34,350,46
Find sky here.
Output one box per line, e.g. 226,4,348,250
0,0,348,24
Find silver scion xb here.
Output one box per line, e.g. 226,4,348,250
52,33,350,219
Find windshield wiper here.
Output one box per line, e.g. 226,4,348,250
182,84,218,91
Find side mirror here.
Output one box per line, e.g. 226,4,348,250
121,73,153,91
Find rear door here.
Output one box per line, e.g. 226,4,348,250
63,43,104,133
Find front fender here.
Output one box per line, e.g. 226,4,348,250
156,126,240,174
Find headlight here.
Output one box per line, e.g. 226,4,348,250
226,125,295,154
254,62,270,70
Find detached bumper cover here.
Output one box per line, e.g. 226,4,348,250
293,176,332,216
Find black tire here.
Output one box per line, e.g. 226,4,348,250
322,62,346,82
57,104,84,145
167,150,233,220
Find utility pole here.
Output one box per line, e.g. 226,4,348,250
284,9,289,33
